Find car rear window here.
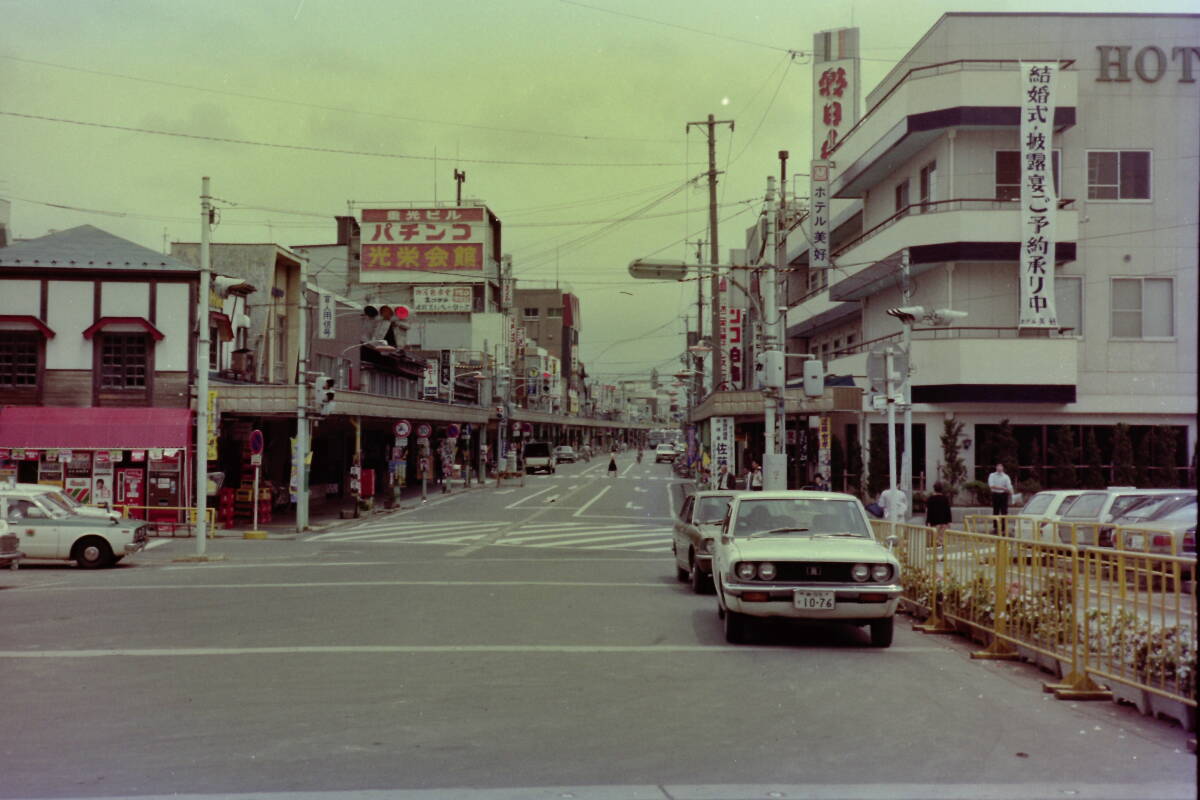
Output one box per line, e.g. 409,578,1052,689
1022,494,1052,515
524,443,551,458
1062,493,1105,519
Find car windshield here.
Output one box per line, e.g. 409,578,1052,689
733,498,870,538
1062,493,1105,519
1115,494,1192,523
4,496,72,521
42,491,82,513
695,495,732,523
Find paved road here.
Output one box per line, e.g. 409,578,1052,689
0,454,1193,800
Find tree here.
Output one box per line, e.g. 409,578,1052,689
1048,425,1078,488
1081,428,1106,488
1111,423,1136,486
938,418,967,494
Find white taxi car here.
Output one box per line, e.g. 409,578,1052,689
1,483,148,569
713,491,901,647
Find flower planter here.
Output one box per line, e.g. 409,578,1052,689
1146,691,1197,733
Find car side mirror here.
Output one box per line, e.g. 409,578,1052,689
885,534,900,550
720,533,733,545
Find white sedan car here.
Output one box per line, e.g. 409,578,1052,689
713,491,902,647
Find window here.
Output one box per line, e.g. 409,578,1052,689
547,308,563,318
208,325,220,369
523,307,540,319
1055,276,1083,335
918,161,937,212
272,315,287,383
894,180,909,215
1088,151,1150,200
100,333,148,389
1111,277,1173,339
0,333,38,387
995,150,1062,201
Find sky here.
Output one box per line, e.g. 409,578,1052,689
1,0,1195,384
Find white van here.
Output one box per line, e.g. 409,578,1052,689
523,442,556,475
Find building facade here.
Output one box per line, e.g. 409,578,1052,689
782,13,1198,494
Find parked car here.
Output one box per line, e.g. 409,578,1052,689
1109,492,1197,556
553,445,577,464
654,444,677,463
0,519,24,570
0,484,149,568
1054,487,1184,546
712,491,901,647
672,490,735,594
6,482,122,522
1012,490,1084,542
522,442,556,474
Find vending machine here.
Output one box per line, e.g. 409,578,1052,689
116,468,146,519
147,451,183,522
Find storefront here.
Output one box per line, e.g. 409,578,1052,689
0,406,193,521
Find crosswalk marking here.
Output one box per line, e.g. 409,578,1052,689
305,519,671,553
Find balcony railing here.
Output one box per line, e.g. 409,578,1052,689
831,58,1076,161
832,197,1077,261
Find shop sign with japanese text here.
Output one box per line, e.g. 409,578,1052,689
718,278,744,390
359,207,487,279
710,416,735,474
1019,63,1059,328
423,358,439,398
318,291,337,339
810,27,860,270
413,285,473,313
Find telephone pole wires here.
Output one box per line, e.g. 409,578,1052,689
687,114,734,396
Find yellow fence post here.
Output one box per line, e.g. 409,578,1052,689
1045,544,1112,700
914,523,954,634
971,533,1020,661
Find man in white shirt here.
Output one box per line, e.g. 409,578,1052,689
987,463,1014,517
879,485,908,523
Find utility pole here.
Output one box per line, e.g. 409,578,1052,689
454,169,466,205
900,248,913,513
687,114,734,396
295,257,309,532
194,176,211,556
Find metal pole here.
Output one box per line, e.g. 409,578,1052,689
885,347,899,523
295,257,309,532
194,176,211,556
763,176,777,460
900,248,913,514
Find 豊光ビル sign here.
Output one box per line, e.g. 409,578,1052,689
413,285,474,313
359,207,490,281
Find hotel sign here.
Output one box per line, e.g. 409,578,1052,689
810,27,860,270
1019,62,1059,329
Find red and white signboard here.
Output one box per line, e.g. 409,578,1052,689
359,207,488,279
809,27,860,270
413,285,473,313
718,277,745,390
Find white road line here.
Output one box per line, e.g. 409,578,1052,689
505,485,555,510
498,532,664,547
0,644,942,658
573,485,610,518
665,482,677,517
625,501,643,510
12,579,675,592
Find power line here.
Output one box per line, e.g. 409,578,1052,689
559,0,797,54
0,54,677,146
0,110,690,169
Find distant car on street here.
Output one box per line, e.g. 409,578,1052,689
655,444,677,463
553,445,577,463
713,491,901,646
672,490,734,594
1013,490,1083,542
522,442,556,474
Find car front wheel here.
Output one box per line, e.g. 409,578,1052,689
690,555,709,594
73,537,115,569
724,609,750,644
869,617,894,648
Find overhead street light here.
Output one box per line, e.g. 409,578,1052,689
628,259,691,281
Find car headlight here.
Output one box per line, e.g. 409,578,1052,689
871,563,892,582
851,563,870,582
757,562,777,581
736,562,757,581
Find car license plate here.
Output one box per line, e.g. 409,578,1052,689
794,591,835,610
1127,534,1144,550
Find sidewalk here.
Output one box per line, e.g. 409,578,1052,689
198,474,496,541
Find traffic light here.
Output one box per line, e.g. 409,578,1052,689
802,359,824,399
212,275,254,298
542,372,551,394
312,374,335,415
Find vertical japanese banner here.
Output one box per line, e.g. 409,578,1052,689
810,27,860,271
423,358,439,398
718,277,745,391
317,290,337,339
710,416,734,488
1019,62,1058,328
818,416,832,484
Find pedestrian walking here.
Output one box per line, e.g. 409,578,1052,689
748,462,763,491
925,481,953,553
987,462,1014,534
879,485,908,523
607,452,618,476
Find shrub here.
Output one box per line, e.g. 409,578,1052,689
963,480,991,505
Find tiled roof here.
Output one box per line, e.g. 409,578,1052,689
0,225,197,272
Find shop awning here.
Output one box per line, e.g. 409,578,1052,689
0,407,192,449
81,316,166,341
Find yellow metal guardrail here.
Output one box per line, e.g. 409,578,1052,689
110,505,219,538
873,516,1197,720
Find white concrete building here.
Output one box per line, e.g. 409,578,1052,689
784,13,1198,491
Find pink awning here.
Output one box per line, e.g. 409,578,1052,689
0,407,192,449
